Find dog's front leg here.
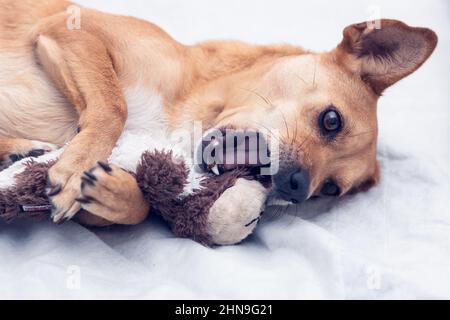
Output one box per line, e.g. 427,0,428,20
35,27,127,222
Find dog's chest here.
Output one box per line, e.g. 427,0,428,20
123,86,169,135
116,86,181,169
113,86,205,196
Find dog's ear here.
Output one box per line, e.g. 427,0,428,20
334,19,437,95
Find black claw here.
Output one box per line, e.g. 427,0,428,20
47,184,62,197
27,149,46,158
83,171,97,181
9,154,24,163
81,176,95,187
75,197,91,204
97,161,112,173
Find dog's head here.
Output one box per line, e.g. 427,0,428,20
201,19,437,204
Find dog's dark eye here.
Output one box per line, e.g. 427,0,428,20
321,180,341,196
323,111,340,131
319,108,342,135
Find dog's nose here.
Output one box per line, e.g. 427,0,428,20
274,168,310,204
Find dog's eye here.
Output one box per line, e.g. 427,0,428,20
321,180,341,196
323,111,340,131
319,108,342,135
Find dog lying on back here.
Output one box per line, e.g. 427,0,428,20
0,0,437,228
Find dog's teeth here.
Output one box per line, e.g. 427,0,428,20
212,140,220,148
211,165,220,176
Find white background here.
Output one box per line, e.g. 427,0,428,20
0,0,449,299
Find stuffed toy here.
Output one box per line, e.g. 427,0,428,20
0,131,270,246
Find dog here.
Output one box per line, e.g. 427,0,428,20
0,0,437,228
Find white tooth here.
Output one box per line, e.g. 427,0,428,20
211,165,220,176
212,140,220,148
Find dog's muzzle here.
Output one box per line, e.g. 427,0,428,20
272,166,310,204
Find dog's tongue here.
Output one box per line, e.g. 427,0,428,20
221,139,262,170
201,131,270,175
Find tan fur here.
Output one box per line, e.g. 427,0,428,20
77,164,150,225
0,139,35,159
0,138,57,169
0,0,437,225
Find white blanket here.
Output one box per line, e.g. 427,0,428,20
0,0,449,299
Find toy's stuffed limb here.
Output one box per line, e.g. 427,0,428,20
135,151,269,246
0,138,57,170
205,178,268,245
158,177,268,246
75,162,150,225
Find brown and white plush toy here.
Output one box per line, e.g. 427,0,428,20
0,131,269,246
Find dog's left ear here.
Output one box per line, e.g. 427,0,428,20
334,19,438,95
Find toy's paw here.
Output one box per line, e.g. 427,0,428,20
206,178,268,246
75,162,150,225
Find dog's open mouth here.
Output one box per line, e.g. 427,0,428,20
199,128,271,177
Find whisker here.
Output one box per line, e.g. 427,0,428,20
268,204,282,222
294,73,309,85
312,57,318,88
278,109,291,141
299,129,313,150
292,116,299,147
239,87,294,142
347,130,375,138
239,87,274,109
287,206,297,226
247,120,285,145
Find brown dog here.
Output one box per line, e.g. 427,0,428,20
0,0,437,226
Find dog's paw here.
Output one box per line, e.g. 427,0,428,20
75,162,149,225
28,140,58,154
2,140,58,165
206,178,268,246
47,161,83,224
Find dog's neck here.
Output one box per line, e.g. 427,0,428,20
165,41,305,128
189,41,305,85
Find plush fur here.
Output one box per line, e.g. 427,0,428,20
0,160,52,221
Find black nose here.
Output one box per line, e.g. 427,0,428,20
274,168,310,204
